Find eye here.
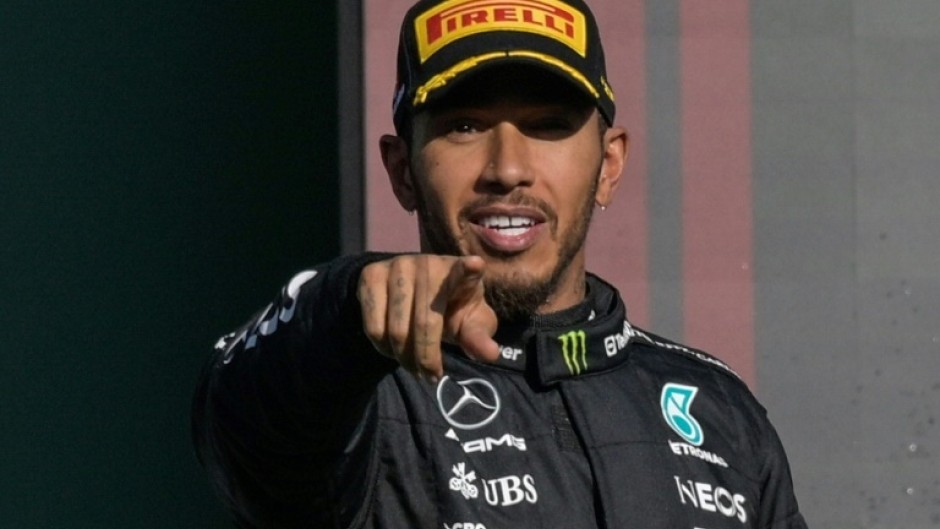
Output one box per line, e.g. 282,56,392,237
440,117,487,142
523,115,577,140
532,117,572,131
450,120,478,134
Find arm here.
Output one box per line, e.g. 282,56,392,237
192,253,501,528
757,415,809,529
192,253,396,529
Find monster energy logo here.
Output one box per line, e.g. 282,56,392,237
558,330,588,375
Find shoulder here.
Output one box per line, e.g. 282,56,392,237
623,324,765,418
623,327,783,473
627,325,742,381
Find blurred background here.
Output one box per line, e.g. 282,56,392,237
1,1,938,527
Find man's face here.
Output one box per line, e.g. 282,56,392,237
384,67,626,319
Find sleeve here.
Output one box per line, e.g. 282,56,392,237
191,252,398,529
756,413,810,529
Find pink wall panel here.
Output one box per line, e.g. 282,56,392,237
680,0,754,384
587,0,650,327
364,0,420,253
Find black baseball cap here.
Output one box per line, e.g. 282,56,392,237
392,0,616,133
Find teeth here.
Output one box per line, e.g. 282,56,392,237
481,216,535,229
500,227,528,237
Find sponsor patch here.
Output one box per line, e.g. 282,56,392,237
446,428,527,453
669,440,728,468
661,383,704,446
603,319,634,357
414,0,588,63
437,376,502,430
483,474,538,506
499,344,523,362
674,476,748,524
448,462,539,507
449,462,479,499
558,329,588,375
222,270,319,363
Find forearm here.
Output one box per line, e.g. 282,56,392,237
192,253,396,527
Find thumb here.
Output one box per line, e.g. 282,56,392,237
456,316,500,362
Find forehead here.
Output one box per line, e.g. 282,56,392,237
423,63,593,113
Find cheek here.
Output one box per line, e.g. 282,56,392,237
417,174,470,239
542,156,600,209
420,158,478,216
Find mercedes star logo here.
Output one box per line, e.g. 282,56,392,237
436,376,501,430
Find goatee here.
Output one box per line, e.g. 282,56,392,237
411,165,599,321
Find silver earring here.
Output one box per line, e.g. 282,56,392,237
408,210,415,217
600,205,607,212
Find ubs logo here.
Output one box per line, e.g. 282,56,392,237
437,376,501,430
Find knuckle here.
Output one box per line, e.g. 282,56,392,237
359,262,385,284
387,316,408,344
412,335,438,360
361,316,383,340
386,312,410,348
362,319,388,349
387,335,406,354
387,329,408,356
412,307,431,330
388,255,412,275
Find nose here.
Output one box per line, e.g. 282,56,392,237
479,122,534,191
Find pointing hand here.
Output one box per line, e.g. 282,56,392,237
358,255,500,380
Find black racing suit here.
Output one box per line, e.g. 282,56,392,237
193,253,808,529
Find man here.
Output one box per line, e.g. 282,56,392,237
193,0,808,528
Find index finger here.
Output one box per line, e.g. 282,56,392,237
439,255,486,304
434,256,499,362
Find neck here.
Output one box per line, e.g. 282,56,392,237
535,252,587,315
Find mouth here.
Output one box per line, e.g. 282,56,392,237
467,208,548,255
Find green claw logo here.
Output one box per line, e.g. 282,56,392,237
558,330,588,375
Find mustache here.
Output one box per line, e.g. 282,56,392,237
458,191,558,228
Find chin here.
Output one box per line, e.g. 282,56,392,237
484,252,552,277
486,260,555,292
482,266,557,321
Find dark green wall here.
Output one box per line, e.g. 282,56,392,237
1,2,339,526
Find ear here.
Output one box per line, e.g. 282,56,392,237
595,126,629,208
380,134,417,212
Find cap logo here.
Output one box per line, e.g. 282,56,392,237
415,0,588,63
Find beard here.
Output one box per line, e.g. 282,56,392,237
411,164,601,322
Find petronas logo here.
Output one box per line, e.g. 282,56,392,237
661,383,704,446
558,330,588,375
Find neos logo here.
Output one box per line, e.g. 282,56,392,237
437,376,501,430
444,524,486,529
674,476,748,524
661,383,704,446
